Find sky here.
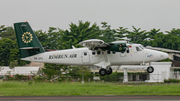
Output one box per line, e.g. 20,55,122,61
1,0,180,33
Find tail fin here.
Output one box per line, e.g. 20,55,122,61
14,22,45,58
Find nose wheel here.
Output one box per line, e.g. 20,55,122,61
147,66,154,73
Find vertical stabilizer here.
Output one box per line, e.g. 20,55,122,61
14,22,45,58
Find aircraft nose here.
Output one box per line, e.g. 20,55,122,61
160,52,168,60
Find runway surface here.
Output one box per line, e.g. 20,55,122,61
0,95,180,101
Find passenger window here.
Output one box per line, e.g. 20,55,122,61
136,47,141,51
127,49,129,53
84,52,87,56
97,51,101,55
107,51,111,54
92,51,95,55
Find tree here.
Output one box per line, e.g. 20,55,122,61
0,25,7,34
78,66,92,82
35,30,48,48
69,66,81,80
163,34,180,50
166,28,180,36
147,28,161,40
9,60,18,69
0,26,16,40
142,28,162,46
163,28,180,50
47,27,63,50
115,27,128,40
126,26,146,44
60,21,101,49
99,22,116,42
0,38,17,66
0,38,28,66
35,28,62,50
42,63,64,79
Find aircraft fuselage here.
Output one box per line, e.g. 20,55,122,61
22,44,168,66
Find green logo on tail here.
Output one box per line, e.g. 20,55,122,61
22,32,33,43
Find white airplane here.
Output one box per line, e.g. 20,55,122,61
14,22,168,76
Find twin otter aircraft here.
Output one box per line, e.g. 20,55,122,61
14,22,168,76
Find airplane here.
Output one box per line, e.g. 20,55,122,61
14,21,169,76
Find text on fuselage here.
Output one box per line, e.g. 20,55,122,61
49,54,77,59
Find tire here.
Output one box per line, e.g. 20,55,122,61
106,67,112,75
147,66,154,73
99,68,107,76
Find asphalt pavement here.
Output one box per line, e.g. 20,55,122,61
0,95,180,101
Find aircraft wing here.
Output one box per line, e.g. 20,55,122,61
79,39,128,53
79,39,110,50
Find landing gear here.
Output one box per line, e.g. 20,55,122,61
99,68,106,76
106,67,112,75
99,67,113,76
147,66,154,73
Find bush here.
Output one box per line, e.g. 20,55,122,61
0,76,3,79
15,74,24,81
28,81,33,85
58,78,62,82
100,72,123,82
8,77,15,81
164,79,180,83
34,76,44,82
164,79,169,83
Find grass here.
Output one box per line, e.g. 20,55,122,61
0,81,180,96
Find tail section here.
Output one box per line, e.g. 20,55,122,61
14,22,45,58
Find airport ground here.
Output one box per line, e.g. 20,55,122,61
0,81,180,96
1,95,180,101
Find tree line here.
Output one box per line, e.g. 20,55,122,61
0,21,180,80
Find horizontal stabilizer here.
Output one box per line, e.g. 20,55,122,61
19,47,40,50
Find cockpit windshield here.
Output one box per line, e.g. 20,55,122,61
139,45,144,50
136,47,141,51
135,45,145,52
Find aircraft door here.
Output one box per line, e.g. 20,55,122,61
81,52,90,63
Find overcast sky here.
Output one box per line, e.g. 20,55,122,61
1,0,180,32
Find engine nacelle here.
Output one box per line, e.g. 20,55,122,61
101,43,127,53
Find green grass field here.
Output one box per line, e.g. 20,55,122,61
0,81,180,96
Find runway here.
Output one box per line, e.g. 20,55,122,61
0,95,180,101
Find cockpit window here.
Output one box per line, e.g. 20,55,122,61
136,47,141,51
139,45,144,50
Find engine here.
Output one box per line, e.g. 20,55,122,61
107,43,126,53
101,42,127,53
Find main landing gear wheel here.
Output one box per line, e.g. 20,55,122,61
106,67,112,75
99,68,106,76
147,66,154,73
